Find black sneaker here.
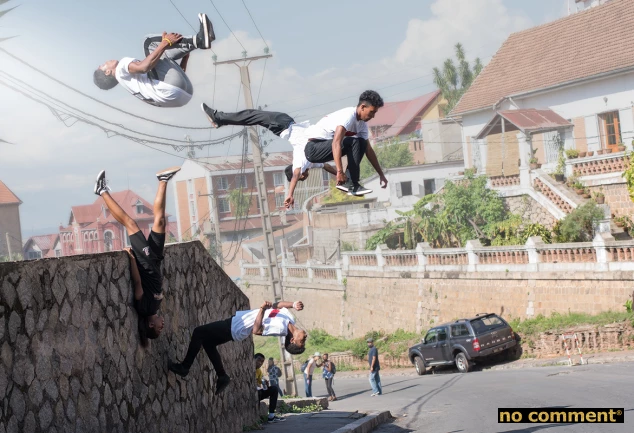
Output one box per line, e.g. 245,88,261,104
168,361,190,378
348,184,373,196
336,180,353,193
93,170,111,196
201,103,221,128
195,13,215,49
156,166,181,182
215,375,231,395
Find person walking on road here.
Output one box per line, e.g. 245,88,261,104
322,353,337,401
367,338,382,396
303,352,321,398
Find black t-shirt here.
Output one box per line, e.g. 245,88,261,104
133,263,163,317
368,347,380,371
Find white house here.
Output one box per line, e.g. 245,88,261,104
451,0,634,222
363,160,464,209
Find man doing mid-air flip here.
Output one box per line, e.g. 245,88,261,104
93,13,215,108
199,90,389,207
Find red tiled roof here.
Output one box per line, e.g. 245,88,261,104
453,0,634,115
369,91,441,140
368,100,411,127
196,151,292,172
0,180,21,205
70,190,157,225
26,234,59,252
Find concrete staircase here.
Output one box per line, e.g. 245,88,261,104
534,170,629,239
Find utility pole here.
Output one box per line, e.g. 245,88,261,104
215,53,298,396
198,191,224,269
5,232,13,261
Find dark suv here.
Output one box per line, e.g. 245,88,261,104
408,313,516,374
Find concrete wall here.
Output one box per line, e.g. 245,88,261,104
242,268,634,339
0,241,258,433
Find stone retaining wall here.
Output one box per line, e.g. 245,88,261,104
0,241,258,433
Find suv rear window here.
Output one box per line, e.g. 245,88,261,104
470,315,506,333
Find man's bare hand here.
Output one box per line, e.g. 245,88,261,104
261,301,273,310
124,247,135,259
293,301,304,311
162,32,183,45
336,171,347,185
379,175,388,189
284,196,294,209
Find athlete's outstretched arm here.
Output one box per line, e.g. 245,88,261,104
284,168,302,209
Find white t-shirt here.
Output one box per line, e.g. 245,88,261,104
115,57,192,108
305,107,369,141
304,358,318,375
230,307,295,342
282,121,325,175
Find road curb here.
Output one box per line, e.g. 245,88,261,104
330,411,392,433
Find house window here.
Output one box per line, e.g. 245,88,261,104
273,173,284,186
124,232,131,247
55,249,61,257
136,202,143,215
255,196,260,210
27,251,42,260
217,177,229,190
191,222,198,236
600,111,622,149
104,231,113,252
218,198,231,213
401,181,413,197
190,201,196,217
424,179,436,196
275,193,285,208
236,174,248,189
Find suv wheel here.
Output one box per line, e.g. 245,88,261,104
455,352,472,373
414,356,426,375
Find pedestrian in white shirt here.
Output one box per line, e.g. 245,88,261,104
93,13,215,108
168,300,306,396
303,352,322,398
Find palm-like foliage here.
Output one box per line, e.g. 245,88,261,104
433,43,483,116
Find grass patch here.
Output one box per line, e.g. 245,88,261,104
254,328,424,365
509,311,634,336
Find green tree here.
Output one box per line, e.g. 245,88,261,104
228,188,251,218
360,142,414,179
553,201,604,243
433,43,483,116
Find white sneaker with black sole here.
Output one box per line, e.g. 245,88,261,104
156,166,182,182
348,184,372,196
336,180,353,193
93,170,111,196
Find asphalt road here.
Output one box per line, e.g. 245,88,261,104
300,363,633,433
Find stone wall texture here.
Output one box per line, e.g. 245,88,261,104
588,182,634,218
503,195,557,229
0,241,259,433
243,269,634,339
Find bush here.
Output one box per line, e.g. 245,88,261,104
553,201,604,242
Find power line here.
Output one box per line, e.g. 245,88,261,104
0,70,230,145
207,0,247,52
240,0,269,50
255,56,267,108
0,47,212,130
0,77,246,152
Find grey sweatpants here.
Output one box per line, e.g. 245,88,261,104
143,34,195,95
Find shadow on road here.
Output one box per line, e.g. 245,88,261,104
496,423,578,433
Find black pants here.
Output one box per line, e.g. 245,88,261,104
325,377,335,397
258,386,279,413
181,318,233,377
304,137,368,185
214,109,294,136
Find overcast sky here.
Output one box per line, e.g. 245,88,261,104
0,0,568,238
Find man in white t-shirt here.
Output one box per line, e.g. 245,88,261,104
168,300,306,395
93,13,215,108
296,90,389,203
